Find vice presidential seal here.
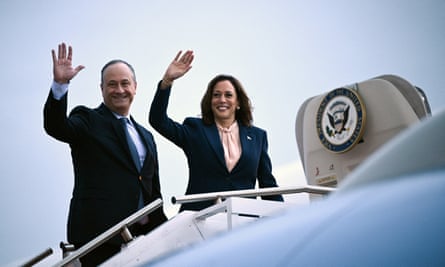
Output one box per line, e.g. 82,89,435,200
316,87,366,153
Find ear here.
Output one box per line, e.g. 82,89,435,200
100,83,106,97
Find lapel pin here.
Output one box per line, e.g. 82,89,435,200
247,136,252,140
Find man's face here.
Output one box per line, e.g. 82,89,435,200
101,62,137,116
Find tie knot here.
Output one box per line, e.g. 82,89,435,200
120,117,130,125
220,128,231,133
217,122,235,134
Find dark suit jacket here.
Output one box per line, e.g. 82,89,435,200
44,91,167,246
149,84,283,211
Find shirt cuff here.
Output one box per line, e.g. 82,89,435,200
50,80,69,100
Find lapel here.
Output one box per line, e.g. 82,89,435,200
202,121,254,171
239,124,253,155
235,124,254,171
203,123,226,168
99,104,148,171
97,104,130,155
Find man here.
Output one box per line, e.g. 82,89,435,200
44,43,167,266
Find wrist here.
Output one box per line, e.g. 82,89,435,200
160,78,173,89
54,79,70,85
51,80,69,100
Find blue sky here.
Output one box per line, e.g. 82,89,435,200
1,0,444,265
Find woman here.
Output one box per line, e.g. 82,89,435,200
149,50,283,211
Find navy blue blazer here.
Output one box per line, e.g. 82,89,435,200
44,91,167,246
149,84,283,211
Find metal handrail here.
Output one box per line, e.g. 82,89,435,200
52,198,163,267
172,185,335,205
20,248,53,267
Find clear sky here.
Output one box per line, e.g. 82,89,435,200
1,0,444,265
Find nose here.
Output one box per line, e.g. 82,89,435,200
116,84,125,93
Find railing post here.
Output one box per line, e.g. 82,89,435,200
20,248,53,267
51,199,163,267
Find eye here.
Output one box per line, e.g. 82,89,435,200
121,81,131,87
213,92,221,98
224,93,233,98
108,81,118,88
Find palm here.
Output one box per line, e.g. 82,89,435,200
165,50,194,81
167,61,191,80
54,60,77,82
52,43,84,84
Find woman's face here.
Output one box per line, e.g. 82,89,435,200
211,80,239,125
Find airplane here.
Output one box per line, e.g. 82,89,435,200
22,74,440,266
146,107,445,267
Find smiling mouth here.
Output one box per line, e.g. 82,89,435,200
112,95,128,101
216,105,230,111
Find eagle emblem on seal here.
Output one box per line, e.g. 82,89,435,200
327,104,350,136
316,87,366,153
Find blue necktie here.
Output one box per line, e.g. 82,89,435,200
120,118,141,171
120,118,148,223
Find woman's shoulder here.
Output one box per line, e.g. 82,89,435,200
243,124,269,141
243,123,266,133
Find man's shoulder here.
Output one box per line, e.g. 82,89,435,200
71,105,91,112
70,103,106,116
68,105,90,116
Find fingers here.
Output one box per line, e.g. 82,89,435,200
67,45,73,61
51,49,57,64
179,50,194,65
55,42,75,61
58,43,66,61
74,65,85,74
53,42,68,62
181,50,194,65
52,42,84,83
173,50,194,65
173,50,182,62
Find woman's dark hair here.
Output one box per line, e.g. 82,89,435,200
200,74,253,126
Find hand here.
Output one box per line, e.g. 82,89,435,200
52,43,85,84
161,50,194,89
